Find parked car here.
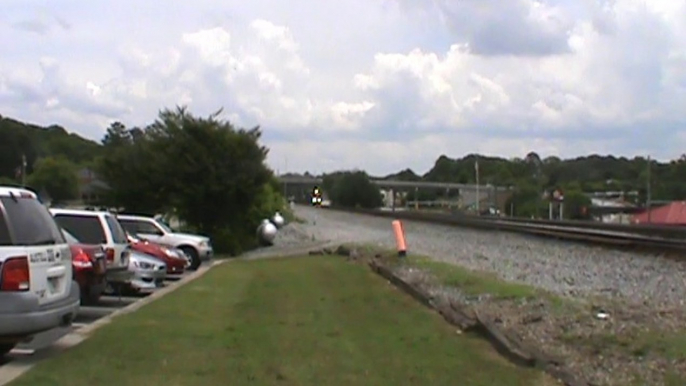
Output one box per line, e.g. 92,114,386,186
61,229,107,305
117,214,213,270
126,233,188,275
0,187,80,356
49,209,133,292
111,250,166,294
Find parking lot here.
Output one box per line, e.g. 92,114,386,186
0,273,189,370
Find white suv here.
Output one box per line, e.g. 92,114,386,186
49,209,132,289
117,214,213,270
0,187,80,356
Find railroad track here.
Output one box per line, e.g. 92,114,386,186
322,206,686,252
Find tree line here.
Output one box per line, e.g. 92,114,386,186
0,108,284,255
319,152,682,219
1,112,684,223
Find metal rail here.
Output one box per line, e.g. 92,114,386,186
320,206,686,252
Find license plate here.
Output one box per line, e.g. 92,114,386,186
48,278,58,294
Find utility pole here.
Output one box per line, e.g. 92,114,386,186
21,154,27,188
475,157,480,214
283,156,288,199
646,156,652,224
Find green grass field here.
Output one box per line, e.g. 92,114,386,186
10,255,556,386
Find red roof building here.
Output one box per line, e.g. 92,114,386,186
632,201,686,225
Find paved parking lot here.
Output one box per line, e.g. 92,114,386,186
0,274,187,368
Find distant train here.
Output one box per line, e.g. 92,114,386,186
311,186,323,207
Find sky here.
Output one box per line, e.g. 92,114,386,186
1,0,685,176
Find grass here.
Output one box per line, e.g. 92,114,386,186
353,243,559,303
406,255,539,299
10,255,555,386
565,329,686,361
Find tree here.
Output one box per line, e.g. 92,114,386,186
562,190,592,220
97,107,277,255
95,122,165,213
327,170,383,208
26,156,79,204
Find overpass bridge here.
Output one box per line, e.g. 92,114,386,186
277,176,511,192
277,175,512,209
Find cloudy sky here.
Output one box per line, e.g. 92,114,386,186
1,0,685,176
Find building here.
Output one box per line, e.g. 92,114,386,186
77,168,109,203
632,201,686,225
591,197,636,224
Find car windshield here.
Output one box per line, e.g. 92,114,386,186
155,219,173,233
61,229,80,244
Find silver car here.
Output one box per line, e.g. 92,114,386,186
105,251,166,294
127,251,167,291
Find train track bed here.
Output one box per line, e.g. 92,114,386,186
324,206,686,254
291,205,686,386
361,247,686,386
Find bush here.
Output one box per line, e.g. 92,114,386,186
327,170,383,209
97,107,283,256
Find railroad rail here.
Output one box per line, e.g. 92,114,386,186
321,206,686,252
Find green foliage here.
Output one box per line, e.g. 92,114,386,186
325,170,383,208
505,183,545,218
562,189,592,220
248,180,285,221
406,188,440,202
94,122,165,214
0,116,100,180
382,168,421,181
26,156,79,204
0,176,22,187
96,107,280,256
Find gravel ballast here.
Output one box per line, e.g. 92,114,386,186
288,205,686,308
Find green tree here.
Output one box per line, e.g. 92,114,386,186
26,156,79,203
95,122,165,213
327,170,383,208
97,107,277,255
504,183,545,218
561,190,592,220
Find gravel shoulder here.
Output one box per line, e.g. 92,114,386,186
286,205,686,386
291,205,686,308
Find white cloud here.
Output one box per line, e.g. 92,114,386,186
0,0,685,176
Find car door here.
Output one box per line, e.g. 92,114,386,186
1,196,72,305
132,220,166,244
102,214,130,269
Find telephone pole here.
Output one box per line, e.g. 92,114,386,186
475,157,480,214
21,154,27,188
646,156,652,224
283,156,288,199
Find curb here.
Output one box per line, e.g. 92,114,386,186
0,260,227,386
368,258,588,386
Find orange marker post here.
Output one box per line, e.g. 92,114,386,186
391,220,407,257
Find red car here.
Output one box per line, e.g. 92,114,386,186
62,229,107,304
127,233,188,275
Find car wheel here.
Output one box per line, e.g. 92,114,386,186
0,343,16,357
180,247,201,271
